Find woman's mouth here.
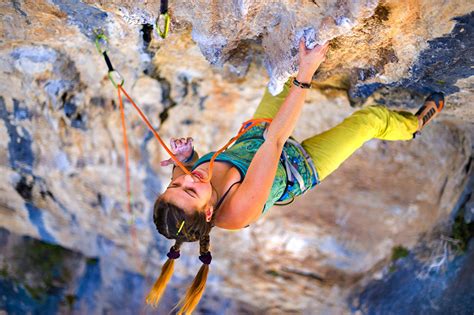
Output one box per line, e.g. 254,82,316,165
191,170,205,181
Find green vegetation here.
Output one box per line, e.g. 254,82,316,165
24,284,47,301
391,245,409,261
451,206,474,252
0,264,9,277
65,294,77,310
389,245,409,273
265,269,280,277
388,265,397,273
86,257,99,265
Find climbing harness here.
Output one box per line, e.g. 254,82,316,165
155,0,171,39
275,138,319,206
261,129,318,206
284,138,318,193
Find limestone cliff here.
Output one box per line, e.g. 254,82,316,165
0,1,473,314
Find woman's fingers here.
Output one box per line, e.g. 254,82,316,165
176,138,186,147
299,38,307,54
300,37,309,56
309,42,329,63
313,42,328,55
160,158,174,167
162,136,194,166
322,42,329,55
169,137,193,150
300,40,329,62
170,138,177,151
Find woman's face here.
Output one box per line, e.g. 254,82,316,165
161,169,214,218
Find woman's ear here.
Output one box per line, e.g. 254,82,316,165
205,206,214,222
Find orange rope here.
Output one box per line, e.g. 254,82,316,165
117,87,132,214
117,85,143,272
117,84,272,183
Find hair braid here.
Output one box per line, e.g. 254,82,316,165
145,240,183,307
199,234,211,255
176,232,213,314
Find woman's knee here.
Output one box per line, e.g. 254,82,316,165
349,105,390,136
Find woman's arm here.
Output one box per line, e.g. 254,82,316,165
265,41,329,146
217,41,328,229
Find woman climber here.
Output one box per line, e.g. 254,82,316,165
146,40,445,313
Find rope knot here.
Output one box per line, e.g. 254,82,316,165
199,252,212,265
167,246,180,259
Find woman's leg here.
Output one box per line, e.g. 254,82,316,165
302,105,419,181
253,80,292,119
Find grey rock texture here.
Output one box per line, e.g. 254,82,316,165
0,0,473,313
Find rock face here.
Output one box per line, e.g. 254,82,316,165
351,240,474,315
0,0,473,314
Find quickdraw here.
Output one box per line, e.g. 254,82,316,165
95,34,124,88
155,0,171,39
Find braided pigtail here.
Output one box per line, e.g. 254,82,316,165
146,240,183,307
176,234,212,315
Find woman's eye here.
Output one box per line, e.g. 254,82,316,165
185,188,197,198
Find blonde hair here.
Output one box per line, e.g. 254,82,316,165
146,235,212,314
176,264,209,314
145,242,182,307
175,235,211,314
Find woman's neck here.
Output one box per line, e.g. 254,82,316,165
197,162,241,212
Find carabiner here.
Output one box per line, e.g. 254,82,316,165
108,70,125,88
155,12,170,39
95,33,108,54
